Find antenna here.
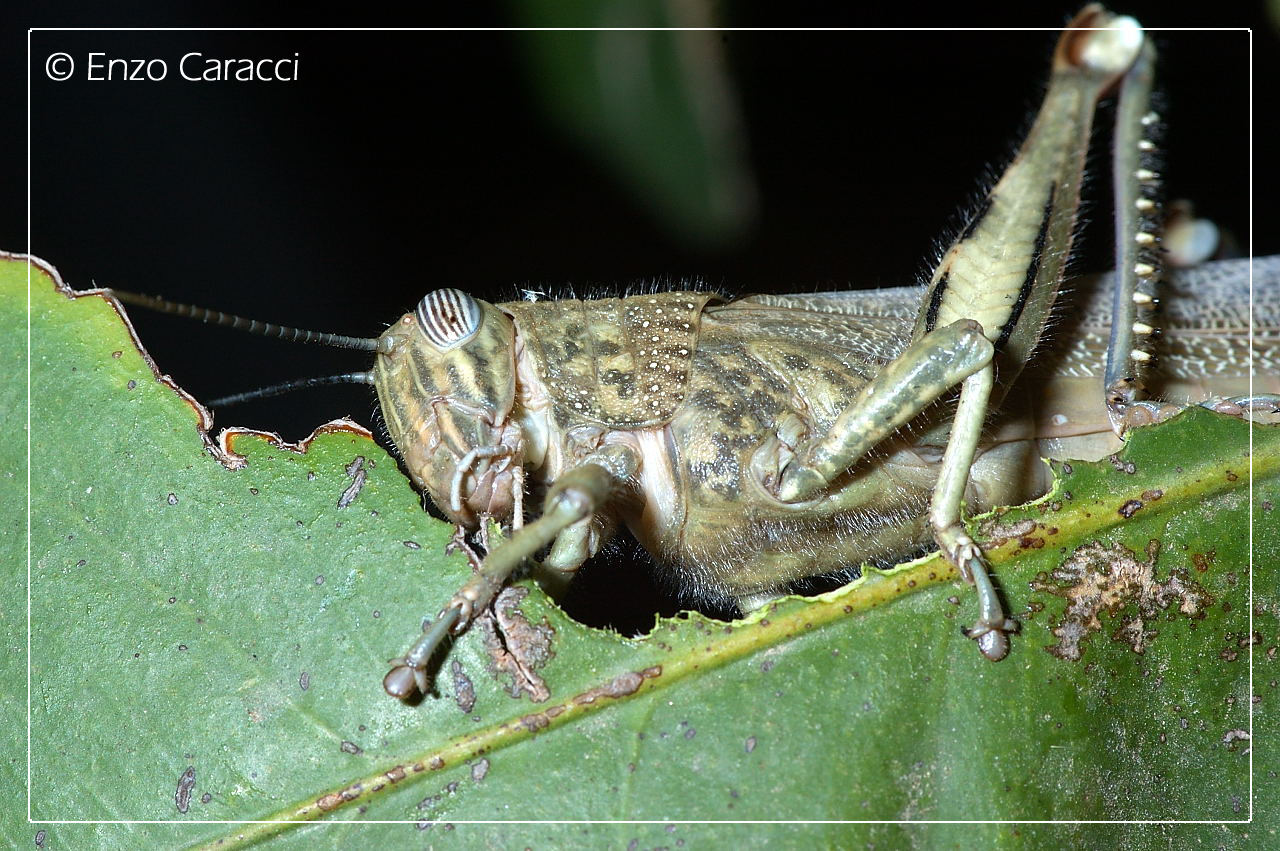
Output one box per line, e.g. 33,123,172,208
107,288,392,353
205,373,376,407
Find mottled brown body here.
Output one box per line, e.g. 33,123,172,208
370,257,1278,611
365,6,1278,692
640,296,931,599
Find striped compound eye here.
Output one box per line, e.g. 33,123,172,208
415,289,482,350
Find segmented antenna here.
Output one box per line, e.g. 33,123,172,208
108,288,390,353
205,372,375,407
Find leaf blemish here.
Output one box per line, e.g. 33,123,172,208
1108,454,1137,474
480,587,555,702
1032,540,1214,661
451,660,476,713
337,456,367,509
174,766,195,814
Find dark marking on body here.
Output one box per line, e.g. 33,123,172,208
996,185,1055,349
127,379,137,390
340,740,363,755
959,194,995,243
338,456,367,508
923,273,948,332
781,352,810,372
175,766,196,813
167,493,178,505
299,671,310,691
35,831,46,848
600,367,635,399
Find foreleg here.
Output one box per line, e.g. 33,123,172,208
384,444,638,699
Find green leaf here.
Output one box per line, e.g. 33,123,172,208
5,252,1275,848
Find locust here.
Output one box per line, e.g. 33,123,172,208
108,6,1279,702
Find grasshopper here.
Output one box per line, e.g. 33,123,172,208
109,6,1278,701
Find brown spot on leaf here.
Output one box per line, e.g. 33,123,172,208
479,587,555,702
451,660,476,713
1109,454,1136,474
316,792,343,811
983,518,1037,548
1032,540,1214,661
1192,551,1215,573
175,766,196,814
337,456,367,508
519,712,550,733
1118,499,1144,518
573,671,645,706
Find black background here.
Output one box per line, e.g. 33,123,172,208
14,3,1270,631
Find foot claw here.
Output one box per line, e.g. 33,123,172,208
963,618,1019,662
384,606,464,700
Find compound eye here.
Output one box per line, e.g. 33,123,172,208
416,289,482,350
